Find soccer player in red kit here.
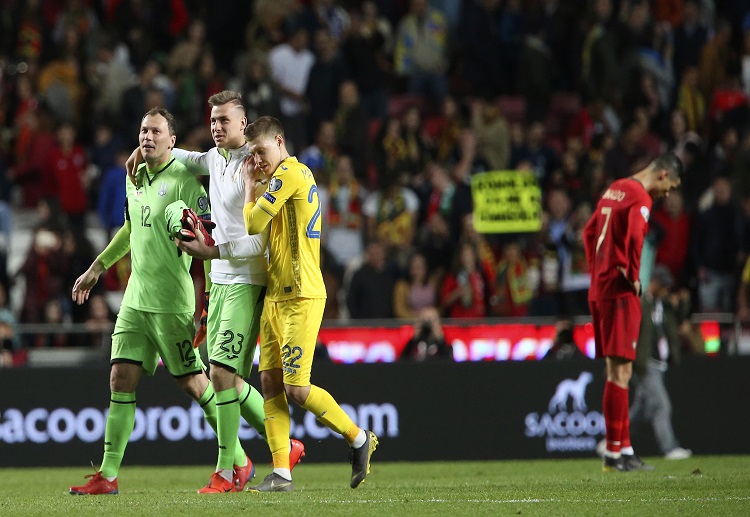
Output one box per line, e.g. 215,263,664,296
583,154,682,472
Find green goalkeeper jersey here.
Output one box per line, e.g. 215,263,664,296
122,157,210,314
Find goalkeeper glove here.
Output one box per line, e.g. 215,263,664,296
193,291,209,348
176,208,216,246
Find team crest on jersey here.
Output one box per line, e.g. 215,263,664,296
640,206,650,222
268,177,283,192
158,182,168,197
197,195,209,212
263,192,277,204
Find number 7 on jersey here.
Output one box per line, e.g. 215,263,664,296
596,206,612,253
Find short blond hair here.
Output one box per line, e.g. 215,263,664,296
208,90,245,112
244,115,284,141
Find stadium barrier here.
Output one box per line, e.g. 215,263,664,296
1,356,749,467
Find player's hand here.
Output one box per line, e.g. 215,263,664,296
71,262,105,305
241,155,261,186
616,266,641,296
176,231,220,260
125,147,143,186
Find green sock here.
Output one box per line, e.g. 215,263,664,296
215,388,241,471
199,382,247,467
100,391,136,478
238,382,267,441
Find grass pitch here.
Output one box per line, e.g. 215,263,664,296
2,456,749,516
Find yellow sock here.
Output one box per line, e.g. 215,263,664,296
264,392,291,470
301,385,360,444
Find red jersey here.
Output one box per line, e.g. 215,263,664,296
583,178,652,301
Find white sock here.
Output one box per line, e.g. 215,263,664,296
218,469,234,482
621,446,634,456
105,476,117,482
351,429,367,449
604,451,621,459
273,468,292,480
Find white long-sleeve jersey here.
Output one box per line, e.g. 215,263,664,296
172,145,269,286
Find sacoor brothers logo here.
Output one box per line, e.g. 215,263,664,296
524,372,604,452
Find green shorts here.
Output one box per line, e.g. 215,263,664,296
111,305,204,377
207,283,266,378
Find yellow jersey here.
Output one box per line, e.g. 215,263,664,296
253,157,327,301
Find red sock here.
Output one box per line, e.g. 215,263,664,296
621,385,631,450
603,381,628,454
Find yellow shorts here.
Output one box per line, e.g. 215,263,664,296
259,298,325,386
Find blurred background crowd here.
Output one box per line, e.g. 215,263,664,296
1,0,750,363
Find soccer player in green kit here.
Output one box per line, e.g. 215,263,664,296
68,108,253,495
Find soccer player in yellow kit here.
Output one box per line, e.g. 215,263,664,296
241,116,378,492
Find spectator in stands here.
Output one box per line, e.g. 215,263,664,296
33,298,71,348
417,211,453,282
400,105,433,181
268,26,315,152
96,147,128,236
692,176,741,312
440,241,487,319
651,190,691,287
298,0,351,43
490,241,532,317
429,96,466,164
341,3,391,119
49,121,89,228
333,81,369,181
393,251,438,320
514,121,559,185
167,19,207,77
581,0,619,105
347,240,395,319
121,59,172,139
708,125,738,181
698,18,732,101
519,17,554,124
299,120,338,185
9,108,57,208
321,155,367,269
240,50,282,123
459,0,503,98
306,29,347,142
16,226,66,324
362,168,420,264
90,36,134,123
81,293,115,348
394,0,449,106
673,0,709,84
676,66,706,133
61,228,97,324
400,306,452,361
471,97,510,172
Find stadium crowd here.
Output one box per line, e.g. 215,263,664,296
1,0,750,362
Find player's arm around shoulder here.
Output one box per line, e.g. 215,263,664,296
171,147,211,176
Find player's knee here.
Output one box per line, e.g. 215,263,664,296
284,384,310,406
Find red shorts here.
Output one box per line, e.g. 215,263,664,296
589,295,641,361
